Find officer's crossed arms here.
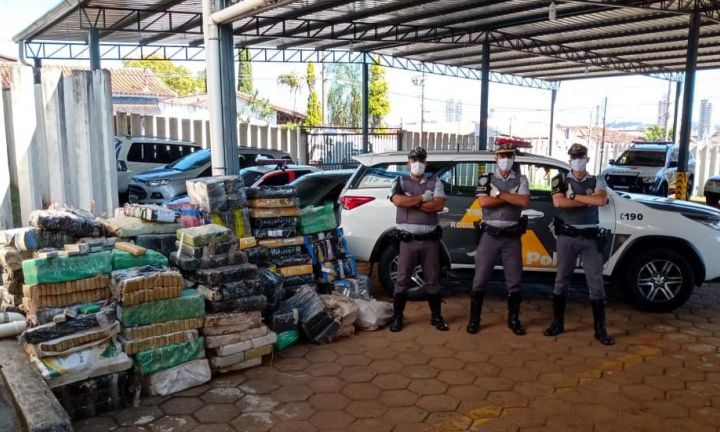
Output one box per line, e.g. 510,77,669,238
551,173,608,208
476,174,530,209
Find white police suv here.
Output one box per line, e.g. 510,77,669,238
602,142,696,197
339,151,720,312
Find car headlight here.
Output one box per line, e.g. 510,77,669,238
146,179,170,187
683,213,720,230
642,176,657,184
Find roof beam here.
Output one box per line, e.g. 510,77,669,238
76,6,202,36
232,15,678,79
97,0,187,40
560,0,720,22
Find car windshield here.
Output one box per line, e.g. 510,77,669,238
240,169,264,186
168,149,211,171
614,150,666,167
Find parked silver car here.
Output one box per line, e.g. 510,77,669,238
115,136,200,196
128,147,292,204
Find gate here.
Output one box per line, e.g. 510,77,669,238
306,127,401,170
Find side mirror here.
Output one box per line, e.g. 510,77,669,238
608,159,615,165
668,161,678,168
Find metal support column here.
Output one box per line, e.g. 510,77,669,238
361,54,369,154
548,87,557,157
88,28,100,71
479,37,490,151
676,9,700,200
218,22,239,174
204,0,225,174
672,79,682,143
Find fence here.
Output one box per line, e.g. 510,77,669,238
307,127,401,170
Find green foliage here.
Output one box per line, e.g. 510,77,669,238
277,71,303,110
306,90,322,127
237,48,253,94
306,63,316,90
368,64,390,128
327,64,361,127
642,125,674,141
123,56,204,96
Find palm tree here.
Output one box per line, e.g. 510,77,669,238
277,72,303,110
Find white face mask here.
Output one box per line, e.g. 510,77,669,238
497,158,514,171
410,162,425,176
570,158,588,172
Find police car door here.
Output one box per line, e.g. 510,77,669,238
518,162,566,271
437,161,494,265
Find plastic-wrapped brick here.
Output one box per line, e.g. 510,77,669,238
133,337,206,375
205,295,268,314
30,208,105,238
22,251,113,285
252,217,298,229
253,227,297,239
272,254,312,268
176,224,232,247
244,186,297,199
196,279,263,302
195,264,259,286
117,289,204,328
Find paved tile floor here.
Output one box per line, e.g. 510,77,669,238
73,278,720,432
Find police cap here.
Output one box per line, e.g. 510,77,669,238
408,146,427,160
568,143,588,157
495,144,517,156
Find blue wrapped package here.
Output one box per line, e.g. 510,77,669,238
318,256,357,283
332,274,372,300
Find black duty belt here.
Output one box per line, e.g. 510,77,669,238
553,217,599,239
474,215,528,239
396,226,443,242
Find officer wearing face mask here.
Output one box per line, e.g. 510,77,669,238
389,146,449,332
468,144,530,335
545,143,614,345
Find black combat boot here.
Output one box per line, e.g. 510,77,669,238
590,300,615,345
543,295,567,337
466,292,485,334
507,292,526,336
428,294,449,331
389,293,408,332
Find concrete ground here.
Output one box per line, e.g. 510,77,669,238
73,277,720,432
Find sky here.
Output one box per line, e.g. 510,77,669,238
3,0,720,136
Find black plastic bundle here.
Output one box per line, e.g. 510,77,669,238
283,274,315,287
253,227,297,239
135,235,176,258
270,307,299,332
170,251,248,272
220,279,264,300
268,245,303,259
252,217,298,229
245,185,297,199
195,264,259,286
272,254,312,268
281,285,339,344
245,246,271,266
205,295,268,313
21,316,100,344
30,209,105,238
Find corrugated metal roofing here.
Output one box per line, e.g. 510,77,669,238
13,0,720,81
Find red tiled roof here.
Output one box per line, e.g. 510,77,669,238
165,92,306,119
108,68,176,98
0,65,9,89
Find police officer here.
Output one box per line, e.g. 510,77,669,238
389,147,449,332
468,144,530,335
545,143,614,345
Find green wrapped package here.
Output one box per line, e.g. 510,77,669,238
176,224,231,247
275,329,299,351
298,204,337,235
112,249,168,270
23,251,113,285
118,289,204,327
133,337,206,375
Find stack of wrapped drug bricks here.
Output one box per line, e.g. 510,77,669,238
111,257,209,397
280,285,341,344
19,239,133,403
247,186,315,295
187,175,252,239
120,204,180,257
0,208,103,311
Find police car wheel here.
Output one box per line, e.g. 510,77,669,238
623,249,694,312
379,245,427,300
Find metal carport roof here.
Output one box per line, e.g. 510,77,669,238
14,0,720,82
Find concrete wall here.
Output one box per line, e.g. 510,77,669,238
2,65,118,222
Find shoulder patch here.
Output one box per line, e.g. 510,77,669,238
479,176,489,186
586,188,594,195
551,177,560,187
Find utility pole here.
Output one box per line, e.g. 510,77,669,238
412,73,426,145
599,97,608,171
594,104,601,172
664,80,672,140
321,64,327,125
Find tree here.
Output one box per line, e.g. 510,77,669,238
327,64,361,127
368,64,390,127
238,90,274,123
642,125,674,141
277,71,303,110
305,63,322,127
123,55,204,96
237,48,253,94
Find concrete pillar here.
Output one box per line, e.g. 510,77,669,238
9,66,43,222
169,117,179,139
40,67,67,206
156,116,167,138
130,114,142,136
193,119,203,146
91,70,118,216
0,82,11,229
181,119,191,141
143,115,154,136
